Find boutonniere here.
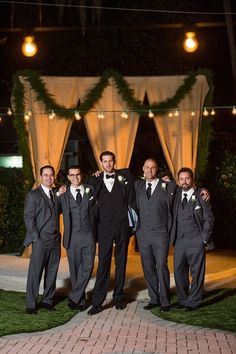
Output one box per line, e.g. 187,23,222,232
117,175,128,185
191,195,197,202
85,187,90,194
161,182,167,190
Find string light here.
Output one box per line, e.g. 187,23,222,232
191,110,195,116
210,108,216,116
168,111,174,117
24,112,30,122
148,110,154,118
74,111,81,120
203,107,209,116
174,108,179,116
232,106,236,115
0,116,2,123
49,110,55,120
121,111,128,119
7,107,13,116
97,111,105,119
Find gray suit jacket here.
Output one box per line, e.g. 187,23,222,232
23,186,59,247
58,184,97,249
170,188,215,249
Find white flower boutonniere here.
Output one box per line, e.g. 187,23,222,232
118,175,128,185
161,182,167,190
85,187,90,194
191,195,196,202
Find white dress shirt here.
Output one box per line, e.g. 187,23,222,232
145,178,159,195
181,187,195,201
103,173,115,192
41,184,52,199
70,185,84,200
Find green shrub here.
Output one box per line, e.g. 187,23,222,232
0,168,27,254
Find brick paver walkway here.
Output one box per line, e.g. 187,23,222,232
0,300,235,354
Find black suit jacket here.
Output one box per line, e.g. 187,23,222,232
88,168,137,213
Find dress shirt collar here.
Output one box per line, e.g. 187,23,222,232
181,187,194,201
70,185,84,199
41,184,52,198
145,178,159,190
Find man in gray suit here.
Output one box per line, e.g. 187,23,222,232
135,158,176,311
170,167,214,311
58,165,96,311
24,165,61,314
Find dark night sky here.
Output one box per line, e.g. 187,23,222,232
0,0,236,171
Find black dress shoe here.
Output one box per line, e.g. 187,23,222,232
68,298,78,310
26,308,38,315
186,306,198,311
77,304,87,312
143,303,159,310
115,301,126,310
41,302,54,311
87,305,102,316
160,306,171,312
173,303,186,309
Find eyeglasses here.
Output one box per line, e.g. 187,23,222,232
68,174,81,177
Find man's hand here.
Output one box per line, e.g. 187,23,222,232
93,170,102,177
57,185,67,196
200,188,210,202
162,175,171,182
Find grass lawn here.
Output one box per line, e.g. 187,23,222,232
0,290,77,337
0,288,236,337
152,288,236,333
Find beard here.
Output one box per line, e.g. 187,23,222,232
182,184,191,191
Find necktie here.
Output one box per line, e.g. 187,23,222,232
49,189,54,203
182,193,188,209
146,183,152,200
76,188,82,204
106,174,115,179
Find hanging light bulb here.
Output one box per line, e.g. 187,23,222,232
148,110,154,118
183,32,199,53
232,106,236,115
7,107,13,116
49,110,55,120
174,109,179,116
21,36,38,57
74,111,81,120
168,111,173,117
203,107,209,117
121,111,128,119
191,110,195,116
210,108,216,116
0,116,2,123
97,111,105,119
24,112,30,122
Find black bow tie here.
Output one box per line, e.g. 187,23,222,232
106,174,115,179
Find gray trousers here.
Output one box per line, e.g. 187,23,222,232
137,228,170,307
26,234,60,309
67,232,95,304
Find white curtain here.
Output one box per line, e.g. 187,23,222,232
21,76,80,184
80,77,147,168
145,75,209,179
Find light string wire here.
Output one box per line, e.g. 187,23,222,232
0,1,235,16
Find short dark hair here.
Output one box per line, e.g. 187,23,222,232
40,165,55,176
99,151,116,162
67,165,82,175
177,167,194,179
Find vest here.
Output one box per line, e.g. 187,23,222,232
98,179,127,223
69,193,91,233
177,198,200,239
138,182,169,230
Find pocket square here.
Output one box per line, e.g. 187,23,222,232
89,196,94,201
194,205,201,210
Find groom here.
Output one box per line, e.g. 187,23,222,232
88,151,136,315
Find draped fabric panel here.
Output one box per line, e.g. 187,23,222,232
145,75,209,179
21,76,80,184
81,78,146,168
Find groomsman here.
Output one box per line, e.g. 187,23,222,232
170,167,214,311
24,165,61,314
58,165,96,311
88,151,136,315
135,158,176,311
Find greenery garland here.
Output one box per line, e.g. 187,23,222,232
12,68,214,187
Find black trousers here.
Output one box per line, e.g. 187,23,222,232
92,219,129,306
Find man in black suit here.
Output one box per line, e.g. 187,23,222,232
24,165,61,314
170,167,214,311
88,151,136,315
58,165,96,311
135,158,176,311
